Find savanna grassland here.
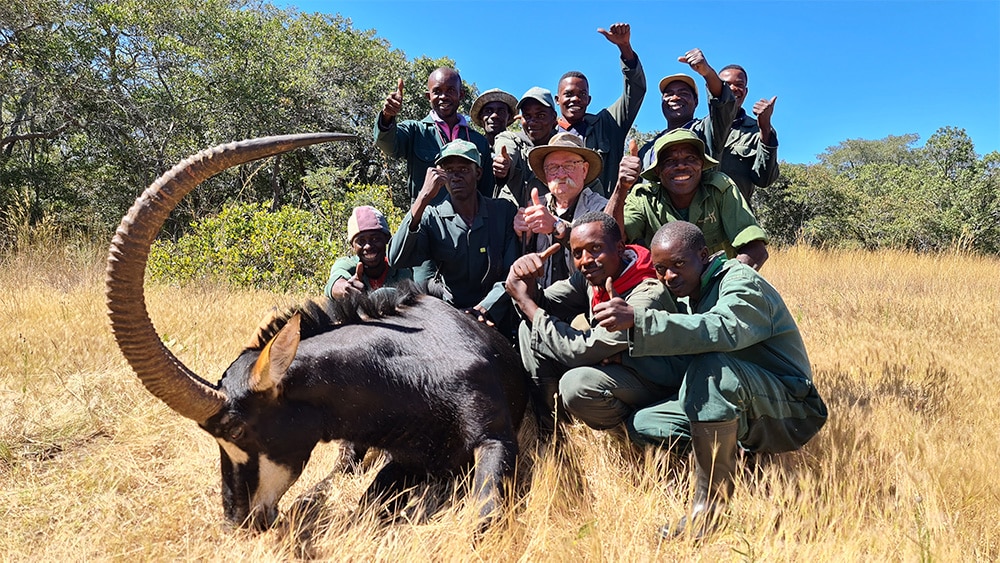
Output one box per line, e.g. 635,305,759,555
1,240,997,561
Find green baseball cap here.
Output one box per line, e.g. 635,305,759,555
435,139,481,167
640,129,719,182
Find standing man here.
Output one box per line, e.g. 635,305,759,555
718,64,780,205
388,139,518,330
324,205,412,300
638,48,738,170
494,87,559,207
516,133,608,288
555,23,645,196
606,129,769,269
593,221,827,538
470,88,518,151
375,67,495,205
506,212,681,439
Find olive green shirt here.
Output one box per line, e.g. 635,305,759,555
721,109,780,204
623,170,768,256
323,255,412,299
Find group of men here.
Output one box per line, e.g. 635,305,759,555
324,22,826,540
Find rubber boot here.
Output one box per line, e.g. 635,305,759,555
661,419,738,540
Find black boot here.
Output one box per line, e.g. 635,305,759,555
661,419,738,540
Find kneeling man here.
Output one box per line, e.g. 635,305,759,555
594,221,827,538
506,211,683,439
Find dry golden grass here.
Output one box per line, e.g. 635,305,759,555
1,241,998,561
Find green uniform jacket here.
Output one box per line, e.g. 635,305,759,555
323,255,413,299
638,84,738,169
388,194,518,315
567,55,646,196
525,270,684,389
720,109,780,204
630,257,811,381
494,130,550,207
623,170,767,256
374,114,495,204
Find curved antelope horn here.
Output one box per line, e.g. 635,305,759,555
106,133,356,424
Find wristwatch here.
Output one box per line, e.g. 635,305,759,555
552,217,569,241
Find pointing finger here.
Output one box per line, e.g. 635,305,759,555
539,243,561,261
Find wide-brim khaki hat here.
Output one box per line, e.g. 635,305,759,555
640,129,719,182
657,73,699,100
470,88,517,128
527,132,603,186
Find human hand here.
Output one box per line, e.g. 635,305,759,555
381,78,404,120
493,145,511,180
523,188,557,235
593,277,635,331
678,48,712,78
418,166,448,202
330,262,365,299
597,22,631,48
465,305,495,327
509,243,561,280
616,139,641,193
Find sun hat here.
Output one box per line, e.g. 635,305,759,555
527,132,603,185
470,88,517,128
640,129,719,182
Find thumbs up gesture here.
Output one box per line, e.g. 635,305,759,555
616,139,642,194
382,78,405,120
493,144,511,180
523,187,558,235
593,276,635,331
329,261,365,299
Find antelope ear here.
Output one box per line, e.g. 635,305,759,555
250,314,301,394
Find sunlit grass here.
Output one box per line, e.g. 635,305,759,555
1,241,997,560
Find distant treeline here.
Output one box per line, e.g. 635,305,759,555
3,1,998,256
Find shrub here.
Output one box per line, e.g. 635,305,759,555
148,202,338,292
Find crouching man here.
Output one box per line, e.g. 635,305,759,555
325,205,412,300
505,211,684,440
593,221,827,539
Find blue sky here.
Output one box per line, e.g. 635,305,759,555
279,0,999,164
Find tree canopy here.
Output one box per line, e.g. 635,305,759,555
2,0,998,256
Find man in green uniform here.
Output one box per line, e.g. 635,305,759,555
592,220,827,538
555,22,645,196
506,211,683,439
375,67,495,205
605,128,769,269
324,205,412,299
637,48,738,170
494,87,559,207
388,139,518,330
718,64,780,206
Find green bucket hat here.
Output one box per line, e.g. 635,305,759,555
435,139,481,167
640,129,719,182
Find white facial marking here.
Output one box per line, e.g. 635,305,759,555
216,438,249,464
251,454,296,513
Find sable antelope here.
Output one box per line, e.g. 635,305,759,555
106,133,527,530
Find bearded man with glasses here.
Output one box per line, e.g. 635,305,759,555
514,132,610,289
605,129,769,270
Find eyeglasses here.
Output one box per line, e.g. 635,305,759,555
660,156,702,168
543,160,586,176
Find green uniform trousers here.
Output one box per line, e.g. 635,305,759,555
629,351,827,453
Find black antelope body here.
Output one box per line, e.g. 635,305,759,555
105,134,527,530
